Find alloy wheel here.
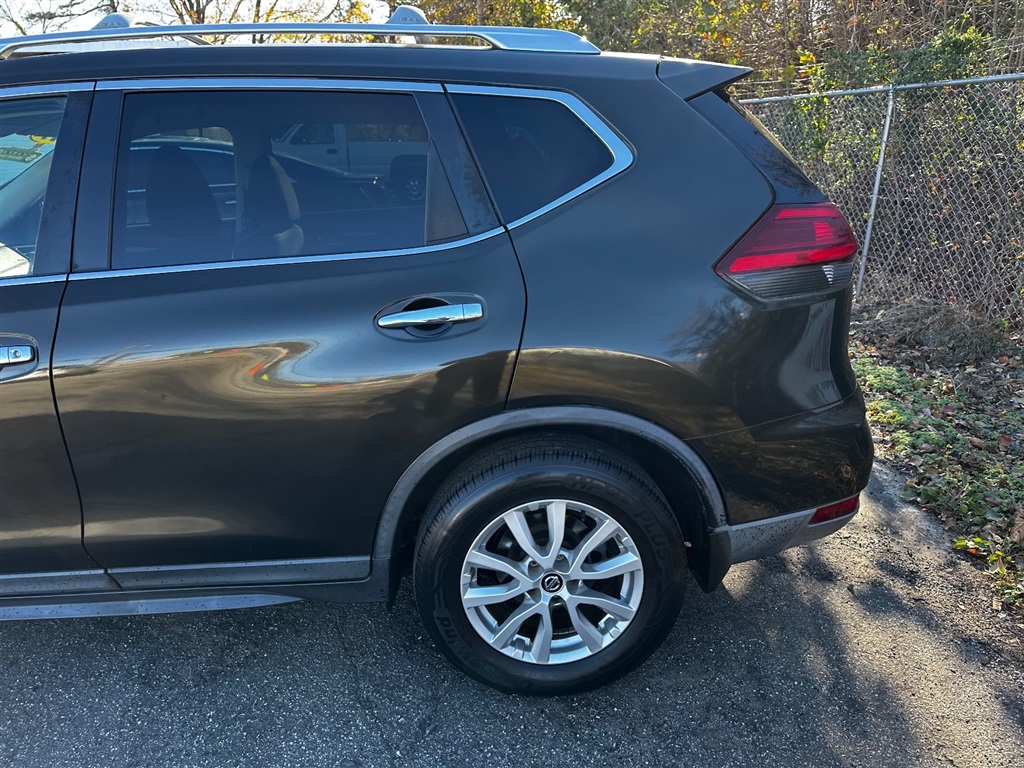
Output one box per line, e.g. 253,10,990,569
459,499,645,665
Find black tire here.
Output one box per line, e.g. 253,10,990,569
413,434,687,695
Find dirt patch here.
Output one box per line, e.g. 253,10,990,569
858,300,1013,366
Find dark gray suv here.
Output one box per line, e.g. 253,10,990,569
0,7,872,694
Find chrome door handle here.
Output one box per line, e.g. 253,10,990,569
377,303,484,329
0,345,35,365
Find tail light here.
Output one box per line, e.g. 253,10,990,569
715,203,858,300
810,495,859,525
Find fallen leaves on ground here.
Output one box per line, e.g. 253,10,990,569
850,303,1023,609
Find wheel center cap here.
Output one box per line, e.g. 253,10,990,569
541,573,564,593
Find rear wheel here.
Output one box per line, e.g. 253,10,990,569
413,435,687,694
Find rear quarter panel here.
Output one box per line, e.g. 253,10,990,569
505,70,867,523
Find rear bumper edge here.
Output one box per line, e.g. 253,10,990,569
699,501,859,591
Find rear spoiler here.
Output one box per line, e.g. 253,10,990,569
656,57,751,101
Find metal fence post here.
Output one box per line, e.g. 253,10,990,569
855,85,896,299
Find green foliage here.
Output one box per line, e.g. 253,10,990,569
809,22,995,92
561,3,1009,92
416,0,573,29
954,537,1024,604
850,345,1024,608
3,1,1016,91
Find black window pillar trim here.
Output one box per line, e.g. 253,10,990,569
0,83,95,278
71,89,121,273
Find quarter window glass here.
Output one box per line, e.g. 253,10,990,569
451,94,614,224
0,96,66,277
111,90,466,270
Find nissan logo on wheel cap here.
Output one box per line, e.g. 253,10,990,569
541,574,564,593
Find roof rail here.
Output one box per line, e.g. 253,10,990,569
0,5,600,60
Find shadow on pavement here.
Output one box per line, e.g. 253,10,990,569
2,470,1022,767
0,571,919,767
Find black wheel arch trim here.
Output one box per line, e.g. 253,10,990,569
372,405,730,597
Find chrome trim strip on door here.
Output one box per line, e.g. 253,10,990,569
444,84,635,229
0,275,68,287
69,227,506,281
0,82,95,99
96,77,443,93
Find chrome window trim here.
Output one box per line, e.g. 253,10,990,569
0,82,94,99
0,275,68,287
445,84,635,230
96,77,442,93
71,228,506,281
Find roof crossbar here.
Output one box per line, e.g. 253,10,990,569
0,5,600,60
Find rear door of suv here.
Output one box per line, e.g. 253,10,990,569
52,80,525,587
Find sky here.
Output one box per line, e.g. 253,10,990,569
0,1,391,38
3,1,109,37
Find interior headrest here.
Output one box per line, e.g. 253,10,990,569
246,154,300,226
145,145,222,238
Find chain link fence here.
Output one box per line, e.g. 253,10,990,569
742,74,1024,328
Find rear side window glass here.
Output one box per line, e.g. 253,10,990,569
111,90,467,270
451,94,613,224
0,96,66,277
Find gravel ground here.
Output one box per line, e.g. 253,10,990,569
2,463,1022,768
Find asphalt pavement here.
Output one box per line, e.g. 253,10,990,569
2,464,1023,768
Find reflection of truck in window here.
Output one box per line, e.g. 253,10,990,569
271,121,427,180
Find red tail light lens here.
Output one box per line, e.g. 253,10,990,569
719,204,857,274
810,495,859,525
715,204,858,299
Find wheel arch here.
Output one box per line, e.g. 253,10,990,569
373,406,730,601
